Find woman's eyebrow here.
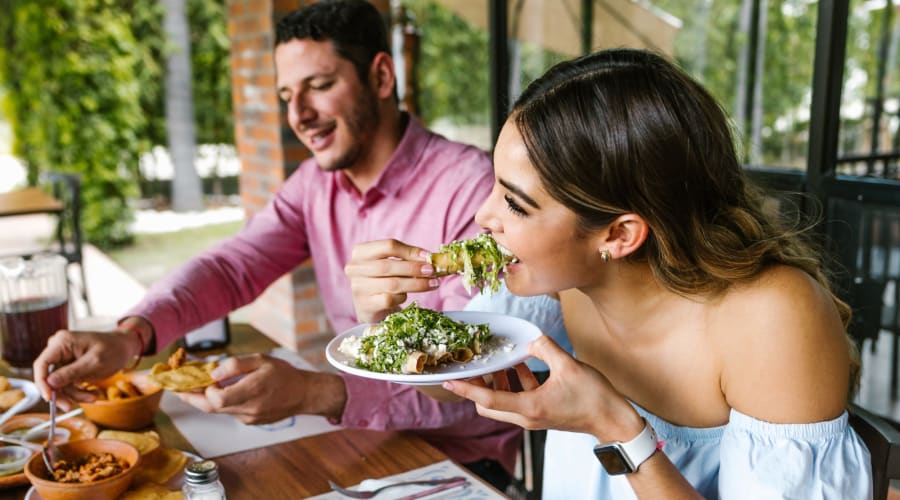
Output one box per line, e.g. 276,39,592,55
499,178,540,209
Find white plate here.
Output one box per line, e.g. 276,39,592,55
7,379,40,413
25,450,202,499
326,311,543,385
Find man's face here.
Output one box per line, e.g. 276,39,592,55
275,38,379,172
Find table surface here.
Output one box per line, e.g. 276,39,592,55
0,188,63,218
0,323,452,499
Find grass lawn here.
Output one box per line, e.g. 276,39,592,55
106,221,243,288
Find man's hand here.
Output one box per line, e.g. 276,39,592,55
345,239,439,324
176,353,348,424
33,329,137,411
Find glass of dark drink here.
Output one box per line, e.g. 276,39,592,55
0,255,69,374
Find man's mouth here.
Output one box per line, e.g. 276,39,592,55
303,122,337,150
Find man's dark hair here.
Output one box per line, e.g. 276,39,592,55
275,0,390,86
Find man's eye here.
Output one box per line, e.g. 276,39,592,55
310,81,334,91
504,194,527,217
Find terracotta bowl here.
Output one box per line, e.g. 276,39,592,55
79,372,163,430
23,439,140,500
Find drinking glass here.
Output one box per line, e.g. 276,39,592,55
0,254,69,374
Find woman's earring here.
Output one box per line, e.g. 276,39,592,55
600,250,611,263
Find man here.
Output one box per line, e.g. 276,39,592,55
33,0,518,489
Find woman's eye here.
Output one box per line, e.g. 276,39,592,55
504,194,528,217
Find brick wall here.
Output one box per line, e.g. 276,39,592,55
226,0,391,357
227,0,326,352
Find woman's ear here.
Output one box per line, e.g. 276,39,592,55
369,52,396,100
601,214,649,259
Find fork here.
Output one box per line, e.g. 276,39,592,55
328,476,467,499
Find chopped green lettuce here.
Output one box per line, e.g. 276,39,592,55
349,302,492,374
432,233,511,294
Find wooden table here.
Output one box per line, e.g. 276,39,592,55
0,188,63,218
0,323,452,499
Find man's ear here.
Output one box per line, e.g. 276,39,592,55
369,52,396,100
601,213,649,259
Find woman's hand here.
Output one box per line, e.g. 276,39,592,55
442,336,642,441
345,239,439,323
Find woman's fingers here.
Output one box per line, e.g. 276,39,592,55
348,239,431,263
443,378,539,429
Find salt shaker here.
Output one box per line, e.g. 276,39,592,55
183,460,226,500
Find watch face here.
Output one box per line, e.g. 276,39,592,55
593,444,634,475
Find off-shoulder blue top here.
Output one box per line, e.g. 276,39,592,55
543,404,872,499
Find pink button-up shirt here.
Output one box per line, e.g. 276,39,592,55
127,117,521,473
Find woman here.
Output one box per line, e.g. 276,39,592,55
345,49,870,498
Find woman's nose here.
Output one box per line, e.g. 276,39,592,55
475,198,499,233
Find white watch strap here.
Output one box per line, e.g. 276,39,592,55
619,419,658,470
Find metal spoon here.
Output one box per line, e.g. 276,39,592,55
41,367,61,472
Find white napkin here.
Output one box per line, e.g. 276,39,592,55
159,347,340,458
307,459,507,499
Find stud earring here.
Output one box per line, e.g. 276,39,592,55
600,250,611,263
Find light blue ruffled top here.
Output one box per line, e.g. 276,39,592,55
543,403,872,499
463,283,572,372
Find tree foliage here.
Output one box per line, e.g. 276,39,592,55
0,0,232,247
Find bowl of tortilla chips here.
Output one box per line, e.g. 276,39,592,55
79,372,163,431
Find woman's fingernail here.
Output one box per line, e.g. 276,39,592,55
421,264,434,275
442,381,454,390
420,250,430,259
428,279,440,288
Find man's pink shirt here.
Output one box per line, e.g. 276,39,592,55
126,117,521,472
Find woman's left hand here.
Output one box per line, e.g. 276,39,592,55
443,336,639,441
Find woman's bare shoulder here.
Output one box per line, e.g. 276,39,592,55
712,265,850,423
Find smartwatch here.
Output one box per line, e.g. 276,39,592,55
593,419,658,475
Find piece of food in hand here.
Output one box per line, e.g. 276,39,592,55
121,482,184,500
149,348,218,392
78,373,148,401
97,430,161,456
0,388,25,411
131,447,188,486
338,302,492,374
430,233,517,294
0,376,11,392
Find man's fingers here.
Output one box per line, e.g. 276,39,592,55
210,354,262,381
177,391,216,413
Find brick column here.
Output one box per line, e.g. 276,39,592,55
227,0,332,356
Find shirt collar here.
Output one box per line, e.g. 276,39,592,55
335,113,431,201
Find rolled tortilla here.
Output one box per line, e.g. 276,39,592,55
403,352,428,374
452,347,474,363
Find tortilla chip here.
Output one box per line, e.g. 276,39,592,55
0,389,25,411
0,376,11,392
132,447,188,486
98,430,161,456
121,482,184,500
149,365,216,392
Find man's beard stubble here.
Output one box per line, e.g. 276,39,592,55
320,89,380,172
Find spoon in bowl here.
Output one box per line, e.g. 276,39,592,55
41,367,61,472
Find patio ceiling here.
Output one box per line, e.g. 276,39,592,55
434,0,681,57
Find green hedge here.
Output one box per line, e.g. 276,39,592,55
0,0,232,248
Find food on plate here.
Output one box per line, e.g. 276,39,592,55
97,430,161,456
430,233,517,294
50,451,131,483
0,388,25,411
131,447,188,486
338,302,493,374
149,348,217,392
121,482,184,500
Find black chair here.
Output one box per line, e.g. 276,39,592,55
848,403,900,499
42,172,91,315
